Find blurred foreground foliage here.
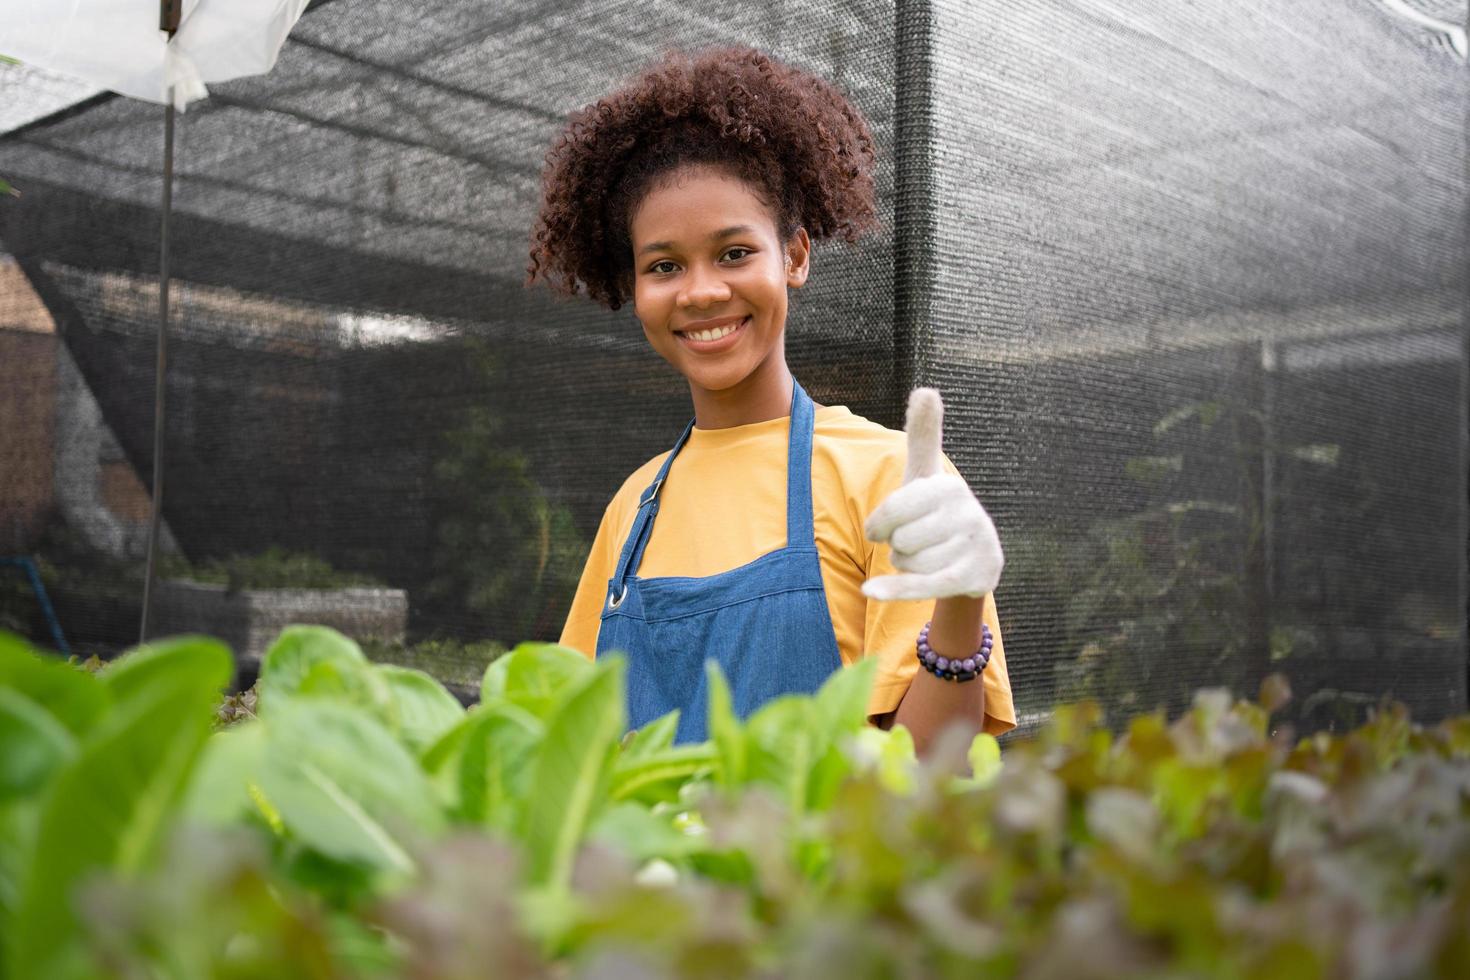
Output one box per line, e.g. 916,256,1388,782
1,626,1467,978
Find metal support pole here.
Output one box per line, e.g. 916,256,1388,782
140,0,182,644
139,93,174,645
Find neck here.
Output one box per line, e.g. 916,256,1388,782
688,347,794,429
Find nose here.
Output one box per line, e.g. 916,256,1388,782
677,261,732,309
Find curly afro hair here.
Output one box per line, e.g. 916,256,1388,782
526,46,878,311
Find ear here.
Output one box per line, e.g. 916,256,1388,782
784,227,811,289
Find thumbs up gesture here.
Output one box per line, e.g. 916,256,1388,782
861,388,1004,602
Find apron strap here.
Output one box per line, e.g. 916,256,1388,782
786,379,817,548
609,417,694,597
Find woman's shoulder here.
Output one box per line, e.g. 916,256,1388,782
603,449,675,518
813,405,960,483
814,406,907,464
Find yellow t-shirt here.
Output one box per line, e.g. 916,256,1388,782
559,405,1016,736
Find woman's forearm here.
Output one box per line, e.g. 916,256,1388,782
890,594,988,756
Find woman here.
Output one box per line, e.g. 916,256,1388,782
527,46,1014,752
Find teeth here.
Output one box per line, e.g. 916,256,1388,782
686,321,741,342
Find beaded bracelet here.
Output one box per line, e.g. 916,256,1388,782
916,621,991,683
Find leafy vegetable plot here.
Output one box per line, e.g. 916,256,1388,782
520,655,626,889
1,624,1468,979
5,636,231,979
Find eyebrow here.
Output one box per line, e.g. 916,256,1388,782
638,225,756,257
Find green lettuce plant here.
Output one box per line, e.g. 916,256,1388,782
1,624,1466,978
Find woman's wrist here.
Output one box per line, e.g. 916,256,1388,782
892,600,989,755
917,621,992,681
927,595,987,660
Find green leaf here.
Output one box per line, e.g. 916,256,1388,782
180,721,267,826
805,742,853,812
0,635,106,737
256,625,387,716
968,733,1002,784
256,701,444,874
610,743,717,804
589,802,701,864
1152,758,1223,840
521,656,626,889
0,689,75,801
732,664,865,811
745,696,819,814
100,635,231,709
814,657,878,737
0,800,36,942
452,705,543,831
422,700,542,773
327,909,401,977
847,725,918,796
421,710,475,776
11,639,230,978
485,643,594,720
621,709,680,760
879,724,918,794
706,659,746,789
374,664,466,755
479,649,513,702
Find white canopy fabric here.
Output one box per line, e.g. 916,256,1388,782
0,0,309,109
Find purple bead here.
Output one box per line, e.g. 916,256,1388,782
923,651,937,666
935,657,950,671
981,639,993,651
962,658,976,673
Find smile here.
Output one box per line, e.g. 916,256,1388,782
676,316,749,350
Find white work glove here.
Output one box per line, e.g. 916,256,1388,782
861,388,1004,601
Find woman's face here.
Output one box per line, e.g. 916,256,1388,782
629,166,810,401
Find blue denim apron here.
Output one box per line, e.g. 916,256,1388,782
596,380,844,743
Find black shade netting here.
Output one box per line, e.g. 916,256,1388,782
0,0,1463,734
913,0,1466,732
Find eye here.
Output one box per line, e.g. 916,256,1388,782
722,247,753,262
648,260,678,275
